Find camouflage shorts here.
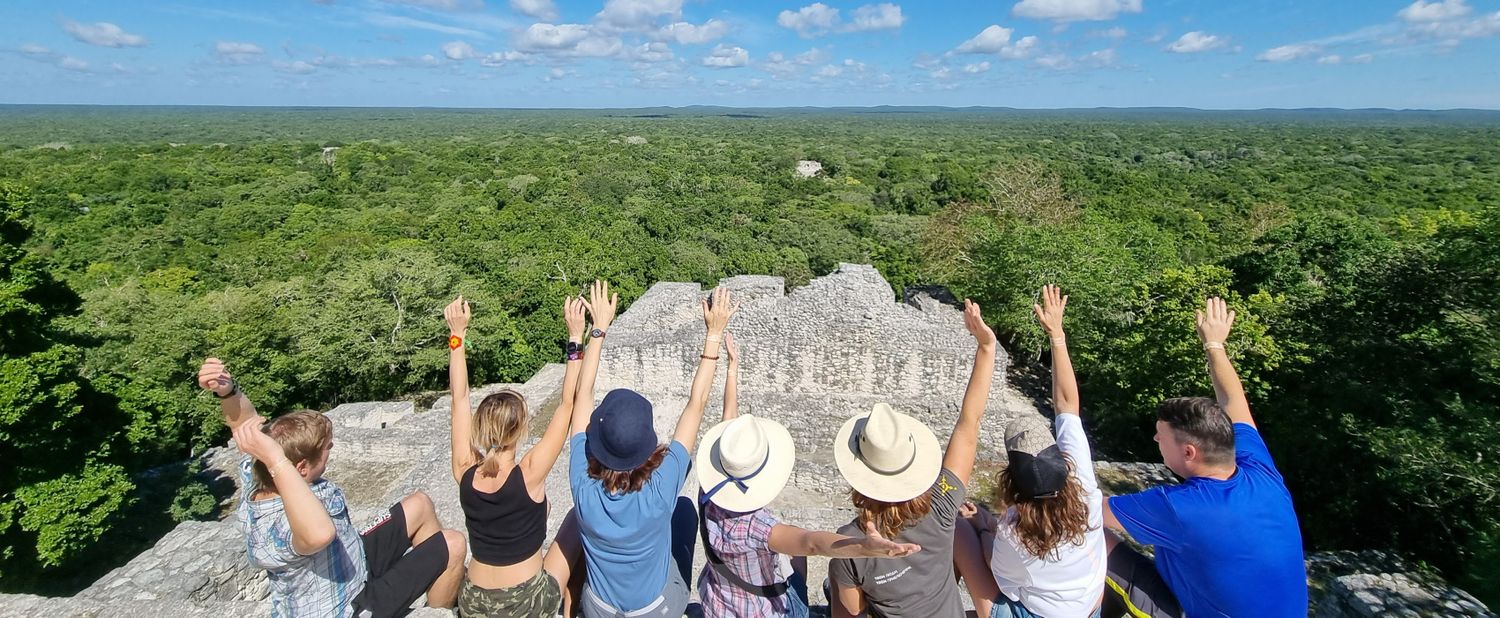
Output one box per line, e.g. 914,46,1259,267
458,570,562,618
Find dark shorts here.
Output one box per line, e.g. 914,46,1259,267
1103,542,1183,618
351,502,450,618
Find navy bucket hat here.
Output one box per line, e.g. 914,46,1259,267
585,389,658,470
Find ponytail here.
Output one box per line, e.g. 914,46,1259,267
471,390,528,477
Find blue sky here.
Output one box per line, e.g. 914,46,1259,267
3,0,1498,109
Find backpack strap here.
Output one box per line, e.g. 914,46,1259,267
698,499,790,598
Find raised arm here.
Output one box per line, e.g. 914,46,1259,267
571,280,618,436
198,358,259,429
233,417,337,555
521,296,588,486
1033,285,1079,416
942,299,997,486
1197,297,1254,428
721,331,740,423
768,521,920,559
674,287,737,454
445,296,476,482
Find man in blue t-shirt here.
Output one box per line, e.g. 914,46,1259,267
1102,298,1308,617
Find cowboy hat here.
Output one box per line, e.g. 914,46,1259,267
834,403,942,503
696,414,796,512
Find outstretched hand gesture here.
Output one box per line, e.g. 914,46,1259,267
197,357,236,398
444,296,471,337
702,287,738,336
962,299,997,347
564,295,587,340
583,280,619,333
1196,297,1236,345
1032,285,1068,338
859,521,922,558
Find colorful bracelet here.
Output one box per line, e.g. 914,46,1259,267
448,335,464,350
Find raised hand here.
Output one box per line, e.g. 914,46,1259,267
702,287,738,336
962,299,997,347
1032,285,1068,338
724,331,740,364
1196,297,1236,345
861,521,922,558
232,417,287,467
444,295,471,338
583,279,619,333
197,357,235,397
564,295,587,340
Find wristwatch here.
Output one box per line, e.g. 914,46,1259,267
590,328,606,339
565,341,583,361
214,378,240,400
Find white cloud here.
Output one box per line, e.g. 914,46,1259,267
703,43,748,68
955,25,1039,59
63,19,147,48
816,64,842,77
963,61,991,73
59,56,90,71
1011,0,1142,23
481,50,529,66
595,0,683,32
516,23,592,49
778,3,841,37
366,14,486,38
1316,54,1342,64
1257,43,1322,62
846,3,905,32
1166,31,1225,53
1094,26,1127,38
20,43,50,55
778,3,903,37
631,41,674,62
442,40,480,59
1398,0,1471,22
1406,9,1500,41
215,41,265,65
1350,53,1375,63
509,0,558,21
383,0,482,10
272,60,317,74
1082,48,1117,66
657,19,729,44
760,47,826,76
545,67,574,81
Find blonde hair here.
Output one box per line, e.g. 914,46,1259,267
851,489,934,539
251,410,332,490
472,390,528,477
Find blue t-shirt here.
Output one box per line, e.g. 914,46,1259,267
1108,423,1307,617
569,433,691,612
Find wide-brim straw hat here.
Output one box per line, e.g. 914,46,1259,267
696,414,796,512
834,402,942,503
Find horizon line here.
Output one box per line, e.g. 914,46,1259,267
3,103,1499,113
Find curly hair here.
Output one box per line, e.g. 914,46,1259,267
851,489,934,539
995,453,1091,560
587,444,670,495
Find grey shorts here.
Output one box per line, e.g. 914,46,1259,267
1103,543,1183,618
580,565,689,618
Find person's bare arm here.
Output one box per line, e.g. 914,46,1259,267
444,296,477,482
833,584,866,618
1198,297,1254,428
571,280,618,436
1102,498,1126,536
767,521,920,559
522,296,588,487
1033,285,1079,416
721,331,741,423
673,287,737,454
198,358,258,429
232,417,337,555
943,299,997,486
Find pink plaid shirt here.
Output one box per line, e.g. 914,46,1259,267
696,503,797,617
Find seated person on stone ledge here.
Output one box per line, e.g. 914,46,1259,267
560,282,731,618
197,358,466,618
441,293,590,617
696,331,922,618
1101,298,1308,617
958,285,1108,618
829,299,1001,618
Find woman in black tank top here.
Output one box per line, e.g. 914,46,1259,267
444,294,590,618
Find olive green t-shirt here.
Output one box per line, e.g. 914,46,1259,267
828,468,968,618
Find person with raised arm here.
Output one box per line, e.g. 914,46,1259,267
443,294,589,616
973,285,1107,618
1100,297,1307,617
565,281,736,618
829,299,999,618
696,332,924,618
197,358,466,617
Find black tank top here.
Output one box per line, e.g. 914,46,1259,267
460,464,548,566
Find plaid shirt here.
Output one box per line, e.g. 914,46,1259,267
696,503,797,618
237,458,367,618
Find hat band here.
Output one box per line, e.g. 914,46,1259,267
856,433,916,475
700,451,770,507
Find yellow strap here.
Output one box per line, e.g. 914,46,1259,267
1106,576,1155,618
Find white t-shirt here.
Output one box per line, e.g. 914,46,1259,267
989,413,1106,617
